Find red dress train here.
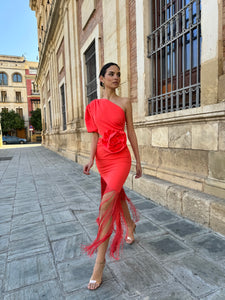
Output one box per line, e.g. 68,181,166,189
83,98,139,260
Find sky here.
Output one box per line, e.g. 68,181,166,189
0,1,38,62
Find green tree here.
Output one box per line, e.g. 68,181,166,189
0,109,24,135
30,108,42,131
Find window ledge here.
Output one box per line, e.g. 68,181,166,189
135,102,225,127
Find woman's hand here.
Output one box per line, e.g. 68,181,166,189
135,162,142,179
83,159,94,175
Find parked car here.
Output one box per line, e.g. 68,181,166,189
2,136,27,145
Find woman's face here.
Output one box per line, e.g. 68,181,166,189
101,65,121,89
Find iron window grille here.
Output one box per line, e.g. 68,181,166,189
60,84,67,131
44,107,47,130
147,0,201,115
85,41,97,104
49,100,52,129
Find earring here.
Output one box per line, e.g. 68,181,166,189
101,82,105,88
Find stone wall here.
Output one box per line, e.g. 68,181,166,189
32,0,225,208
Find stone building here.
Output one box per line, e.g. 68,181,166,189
25,63,41,141
30,0,225,234
0,55,39,139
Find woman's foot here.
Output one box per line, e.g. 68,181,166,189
88,260,105,290
126,221,136,245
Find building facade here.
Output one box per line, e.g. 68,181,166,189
30,0,225,233
25,63,41,141
0,55,40,139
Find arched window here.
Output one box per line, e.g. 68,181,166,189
0,72,8,85
13,73,22,82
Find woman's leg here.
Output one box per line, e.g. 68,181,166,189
121,199,136,241
88,192,114,289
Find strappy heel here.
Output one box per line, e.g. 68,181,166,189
126,222,136,245
88,260,106,290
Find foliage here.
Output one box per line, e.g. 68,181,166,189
30,108,42,131
0,109,25,134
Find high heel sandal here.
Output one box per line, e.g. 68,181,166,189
126,222,136,245
88,260,105,290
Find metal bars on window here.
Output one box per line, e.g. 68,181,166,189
147,0,201,115
60,84,67,131
85,41,97,104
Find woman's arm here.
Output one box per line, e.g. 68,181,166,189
83,132,99,175
125,99,142,178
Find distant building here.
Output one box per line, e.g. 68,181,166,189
26,64,40,117
0,55,40,139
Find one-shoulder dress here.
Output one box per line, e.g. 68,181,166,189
83,98,139,260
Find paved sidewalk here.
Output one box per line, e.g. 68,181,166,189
0,145,225,300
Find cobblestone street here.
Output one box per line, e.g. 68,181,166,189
0,145,225,299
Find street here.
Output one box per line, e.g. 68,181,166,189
0,145,225,299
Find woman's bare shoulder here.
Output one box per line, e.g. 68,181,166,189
118,97,131,108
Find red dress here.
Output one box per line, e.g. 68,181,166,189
83,98,139,260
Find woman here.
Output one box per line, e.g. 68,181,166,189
83,62,142,290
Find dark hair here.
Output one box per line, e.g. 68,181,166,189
99,62,120,87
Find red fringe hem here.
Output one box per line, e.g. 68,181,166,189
82,186,139,260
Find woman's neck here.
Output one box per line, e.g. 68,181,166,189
103,88,117,101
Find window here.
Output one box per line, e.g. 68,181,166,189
31,100,40,111
49,100,52,129
16,108,23,118
85,41,97,103
32,81,39,94
29,68,37,75
60,84,67,130
1,107,8,112
13,73,22,82
147,0,201,115
16,92,22,103
1,91,7,102
44,106,47,130
0,72,8,85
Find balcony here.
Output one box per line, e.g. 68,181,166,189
30,89,40,95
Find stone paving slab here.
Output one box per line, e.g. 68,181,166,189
57,256,114,293
120,280,196,300
0,222,11,236
1,145,225,299
164,254,225,297
8,236,50,261
202,289,225,300
13,203,41,215
51,233,90,263
141,206,180,225
164,219,205,238
0,236,9,253
109,253,173,295
44,210,76,226
46,221,84,241
190,233,225,261
4,253,57,292
11,211,43,227
10,222,46,242
139,234,193,262
66,279,123,300
3,280,64,300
